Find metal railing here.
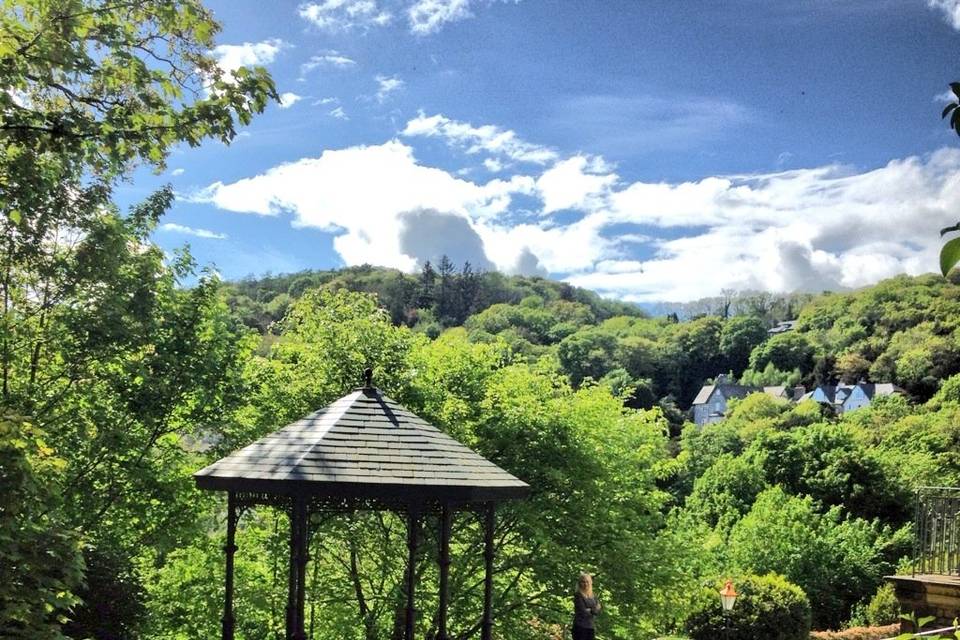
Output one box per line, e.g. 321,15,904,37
914,487,960,577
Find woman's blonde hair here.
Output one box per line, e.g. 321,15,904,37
578,572,593,598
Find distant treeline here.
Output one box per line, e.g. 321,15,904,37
224,259,643,333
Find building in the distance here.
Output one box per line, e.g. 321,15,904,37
690,375,897,426
691,374,758,426
800,382,899,415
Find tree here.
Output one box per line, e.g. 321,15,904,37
720,315,768,374
557,328,618,385
748,332,815,375
0,2,278,633
0,0,277,196
729,487,906,630
0,415,84,638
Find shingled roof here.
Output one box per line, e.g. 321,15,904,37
194,384,529,503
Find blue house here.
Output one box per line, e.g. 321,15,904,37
691,374,759,426
800,382,898,414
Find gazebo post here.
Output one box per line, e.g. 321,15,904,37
285,500,298,639
222,491,237,640
482,502,496,640
404,505,422,640
292,496,309,640
437,503,453,640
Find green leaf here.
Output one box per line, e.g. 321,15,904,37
7,209,21,225
941,237,960,276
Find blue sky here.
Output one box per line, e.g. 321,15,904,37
123,0,960,302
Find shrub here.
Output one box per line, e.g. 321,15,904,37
864,583,900,626
683,573,811,640
809,624,899,640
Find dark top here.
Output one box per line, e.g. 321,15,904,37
573,592,599,629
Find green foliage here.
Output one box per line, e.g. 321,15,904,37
0,415,84,639
749,332,815,375
728,487,907,630
684,573,811,640
864,582,900,627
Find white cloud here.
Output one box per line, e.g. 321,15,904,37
159,223,227,240
313,97,339,106
278,92,304,109
575,148,960,301
299,0,392,31
170,168,185,177
300,52,357,78
212,38,288,75
407,0,518,35
402,112,557,164
375,75,405,102
484,158,503,172
935,89,957,103
191,108,960,302
189,141,532,270
929,0,960,29
408,0,472,34
536,155,617,213
329,106,349,120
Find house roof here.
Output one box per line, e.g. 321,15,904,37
692,382,756,405
692,385,716,405
194,386,530,503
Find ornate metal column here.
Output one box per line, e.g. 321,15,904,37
437,504,453,640
405,505,422,640
482,503,495,640
222,491,238,640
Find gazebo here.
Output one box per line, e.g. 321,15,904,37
194,369,530,640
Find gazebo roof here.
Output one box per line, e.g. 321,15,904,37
194,383,529,503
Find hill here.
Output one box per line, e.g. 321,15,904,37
227,265,960,416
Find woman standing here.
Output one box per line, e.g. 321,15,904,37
572,572,601,640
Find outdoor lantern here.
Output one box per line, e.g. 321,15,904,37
719,580,738,611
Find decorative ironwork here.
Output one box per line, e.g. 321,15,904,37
914,486,960,576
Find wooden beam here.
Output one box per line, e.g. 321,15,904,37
222,491,237,640
482,503,495,640
437,504,453,640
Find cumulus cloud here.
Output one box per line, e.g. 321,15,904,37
159,223,227,240
170,168,185,177
375,75,405,102
398,209,495,269
278,92,304,108
299,0,392,31
402,112,557,165
929,0,960,29
575,149,960,301
189,140,533,270
536,155,617,213
329,106,349,120
212,38,288,75
193,108,960,302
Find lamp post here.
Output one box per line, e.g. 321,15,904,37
719,579,737,640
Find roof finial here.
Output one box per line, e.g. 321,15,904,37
363,367,373,389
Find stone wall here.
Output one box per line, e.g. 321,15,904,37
887,574,960,631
